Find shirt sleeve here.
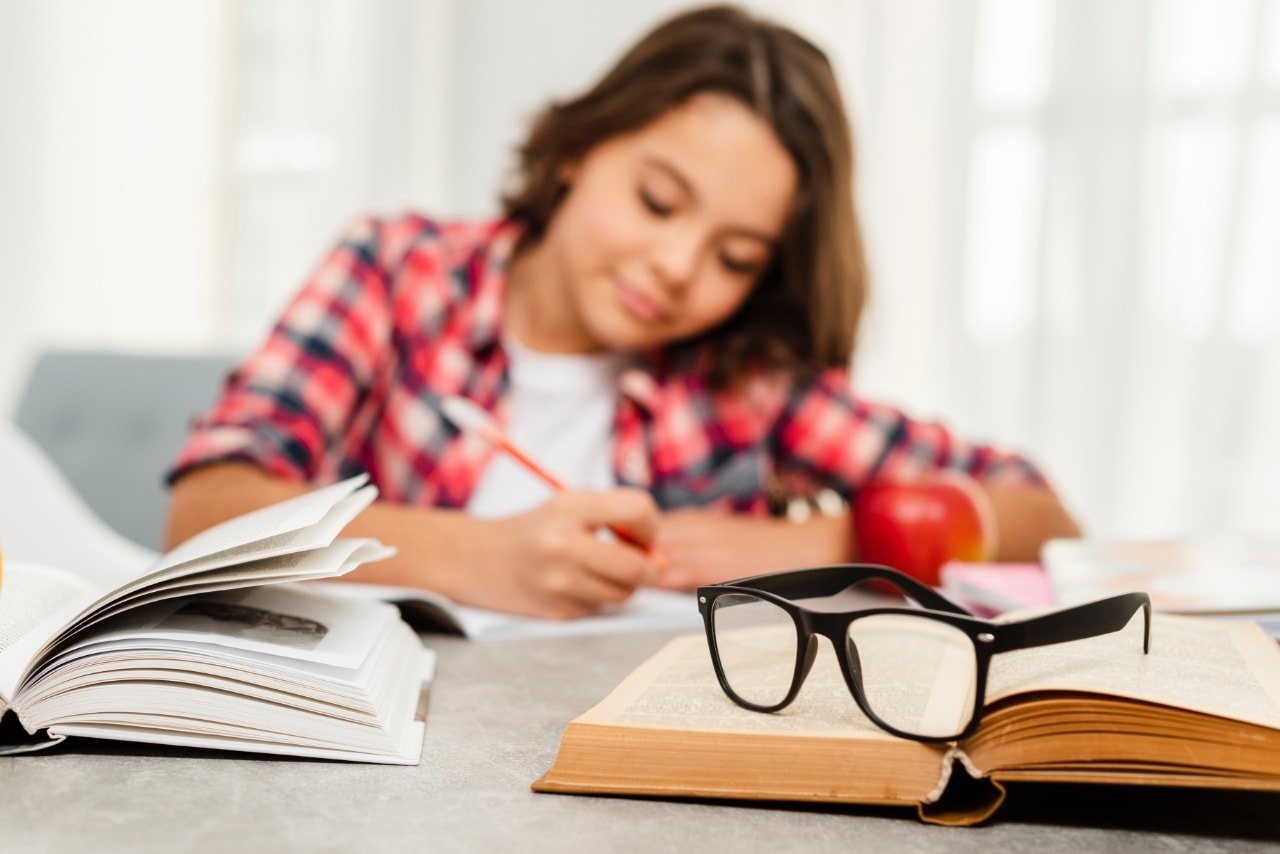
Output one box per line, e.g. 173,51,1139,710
771,368,1047,495
168,216,395,484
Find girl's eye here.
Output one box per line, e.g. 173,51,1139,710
639,188,674,217
719,252,763,276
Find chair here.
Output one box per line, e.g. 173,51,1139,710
14,350,236,549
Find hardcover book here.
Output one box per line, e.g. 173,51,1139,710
534,614,1280,825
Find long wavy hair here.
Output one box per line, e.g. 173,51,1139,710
503,5,868,386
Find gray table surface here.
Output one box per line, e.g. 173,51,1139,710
2,629,1278,852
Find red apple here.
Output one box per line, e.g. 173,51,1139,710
851,472,996,588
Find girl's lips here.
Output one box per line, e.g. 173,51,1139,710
614,278,668,324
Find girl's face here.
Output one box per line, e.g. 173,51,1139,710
513,92,797,354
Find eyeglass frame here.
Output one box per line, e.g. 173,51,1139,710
697,563,1151,743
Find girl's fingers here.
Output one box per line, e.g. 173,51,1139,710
571,530,659,589
531,554,636,617
555,489,661,545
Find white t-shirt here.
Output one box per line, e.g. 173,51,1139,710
465,335,626,519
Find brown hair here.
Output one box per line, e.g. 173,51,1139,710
503,5,868,386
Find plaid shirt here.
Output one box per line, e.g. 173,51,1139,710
171,214,1046,512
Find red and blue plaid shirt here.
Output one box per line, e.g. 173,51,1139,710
171,214,1046,511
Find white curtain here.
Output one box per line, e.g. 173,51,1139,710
3,0,1277,540
835,0,1280,538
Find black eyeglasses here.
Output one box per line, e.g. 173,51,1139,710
698,564,1150,743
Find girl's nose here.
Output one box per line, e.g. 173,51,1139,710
650,228,704,290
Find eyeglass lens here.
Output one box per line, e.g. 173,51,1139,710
711,592,798,707
713,593,981,739
846,614,979,739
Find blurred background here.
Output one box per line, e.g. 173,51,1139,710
1,0,1277,540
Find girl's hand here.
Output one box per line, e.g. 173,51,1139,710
470,489,661,619
654,508,851,591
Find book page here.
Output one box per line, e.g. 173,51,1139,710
985,614,1280,730
25,620,431,764
43,582,402,672
581,633,897,740
322,582,703,640
0,562,100,700
42,722,426,765
153,479,371,572
143,493,374,585
23,591,414,727
0,546,381,704
52,539,392,647
36,641,435,765
9,538,390,702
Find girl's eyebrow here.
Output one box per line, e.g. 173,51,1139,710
641,155,779,246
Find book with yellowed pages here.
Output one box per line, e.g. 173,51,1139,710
0,475,434,764
533,614,1280,825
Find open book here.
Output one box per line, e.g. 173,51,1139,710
0,475,434,764
533,614,1280,825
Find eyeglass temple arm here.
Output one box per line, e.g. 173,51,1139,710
1003,592,1152,654
726,564,972,616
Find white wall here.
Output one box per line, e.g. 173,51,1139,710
0,0,231,413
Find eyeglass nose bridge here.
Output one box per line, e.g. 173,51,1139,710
804,612,871,708
779,618,857,714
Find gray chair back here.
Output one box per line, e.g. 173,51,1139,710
14,350,236,549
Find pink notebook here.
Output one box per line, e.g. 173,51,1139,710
938,562,1054,617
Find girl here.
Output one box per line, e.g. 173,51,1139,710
165,5,1080,619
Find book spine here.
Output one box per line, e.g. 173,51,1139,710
917,748,1007,826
